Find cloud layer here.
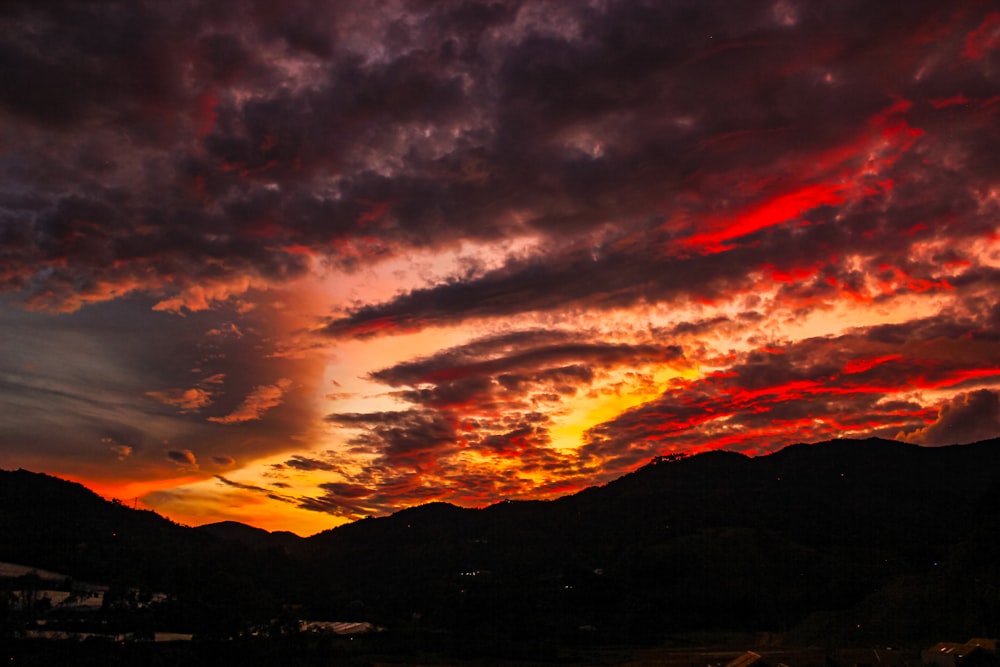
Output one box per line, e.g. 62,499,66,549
1,0,998,530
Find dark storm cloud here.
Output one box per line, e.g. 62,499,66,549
166,449,197,467
297,477,446,519
3,0,997,316
0,1,333,310
394,375,499,411
906,389,1000,446
496,364,596,394
282,455,339,472
321,76,999,335
371,329,682,385
320,183,991,337
303,1,992,336
321,239,747,336
477,424,550,458
326,410,458,469
213,475,300,507
215,476,269,494
0,1,178,127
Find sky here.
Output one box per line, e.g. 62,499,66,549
1,0,999,535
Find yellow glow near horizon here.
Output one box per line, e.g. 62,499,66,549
142,471,348,535
548,362,700,450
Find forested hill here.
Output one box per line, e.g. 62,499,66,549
298,437,1000,645
0,469,205,586
3,437,1000,648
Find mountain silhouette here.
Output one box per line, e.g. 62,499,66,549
195,521,304,554
3,437,1000,653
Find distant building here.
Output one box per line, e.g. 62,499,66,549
299,620,383,635
839,647,915,667
726,651,762,667
923,639,999,667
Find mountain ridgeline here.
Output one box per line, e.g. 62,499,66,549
3,437,1000,650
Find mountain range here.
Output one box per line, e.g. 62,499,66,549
2,437,999,655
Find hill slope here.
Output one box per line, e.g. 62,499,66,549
299,438,1000,645
195,520,304,554
0,469,300,636
3,437,1000,648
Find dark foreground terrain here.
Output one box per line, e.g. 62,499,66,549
0,635,924,667
3,437,1000,663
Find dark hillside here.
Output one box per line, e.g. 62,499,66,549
0,469,299,636
196,521,304,554
0,469,201,588
3,438,1000,650
299,438,1000,645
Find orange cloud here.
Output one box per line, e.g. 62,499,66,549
109,444,133,461
152,278,256,314
146,387,214,412
208,378,294,424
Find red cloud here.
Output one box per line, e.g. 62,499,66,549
963,11,1000,61
581,315,1000,476
843,355,903,375
679,182,848,255
196,89,218,138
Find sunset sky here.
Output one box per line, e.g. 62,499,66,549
2,0,999,535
